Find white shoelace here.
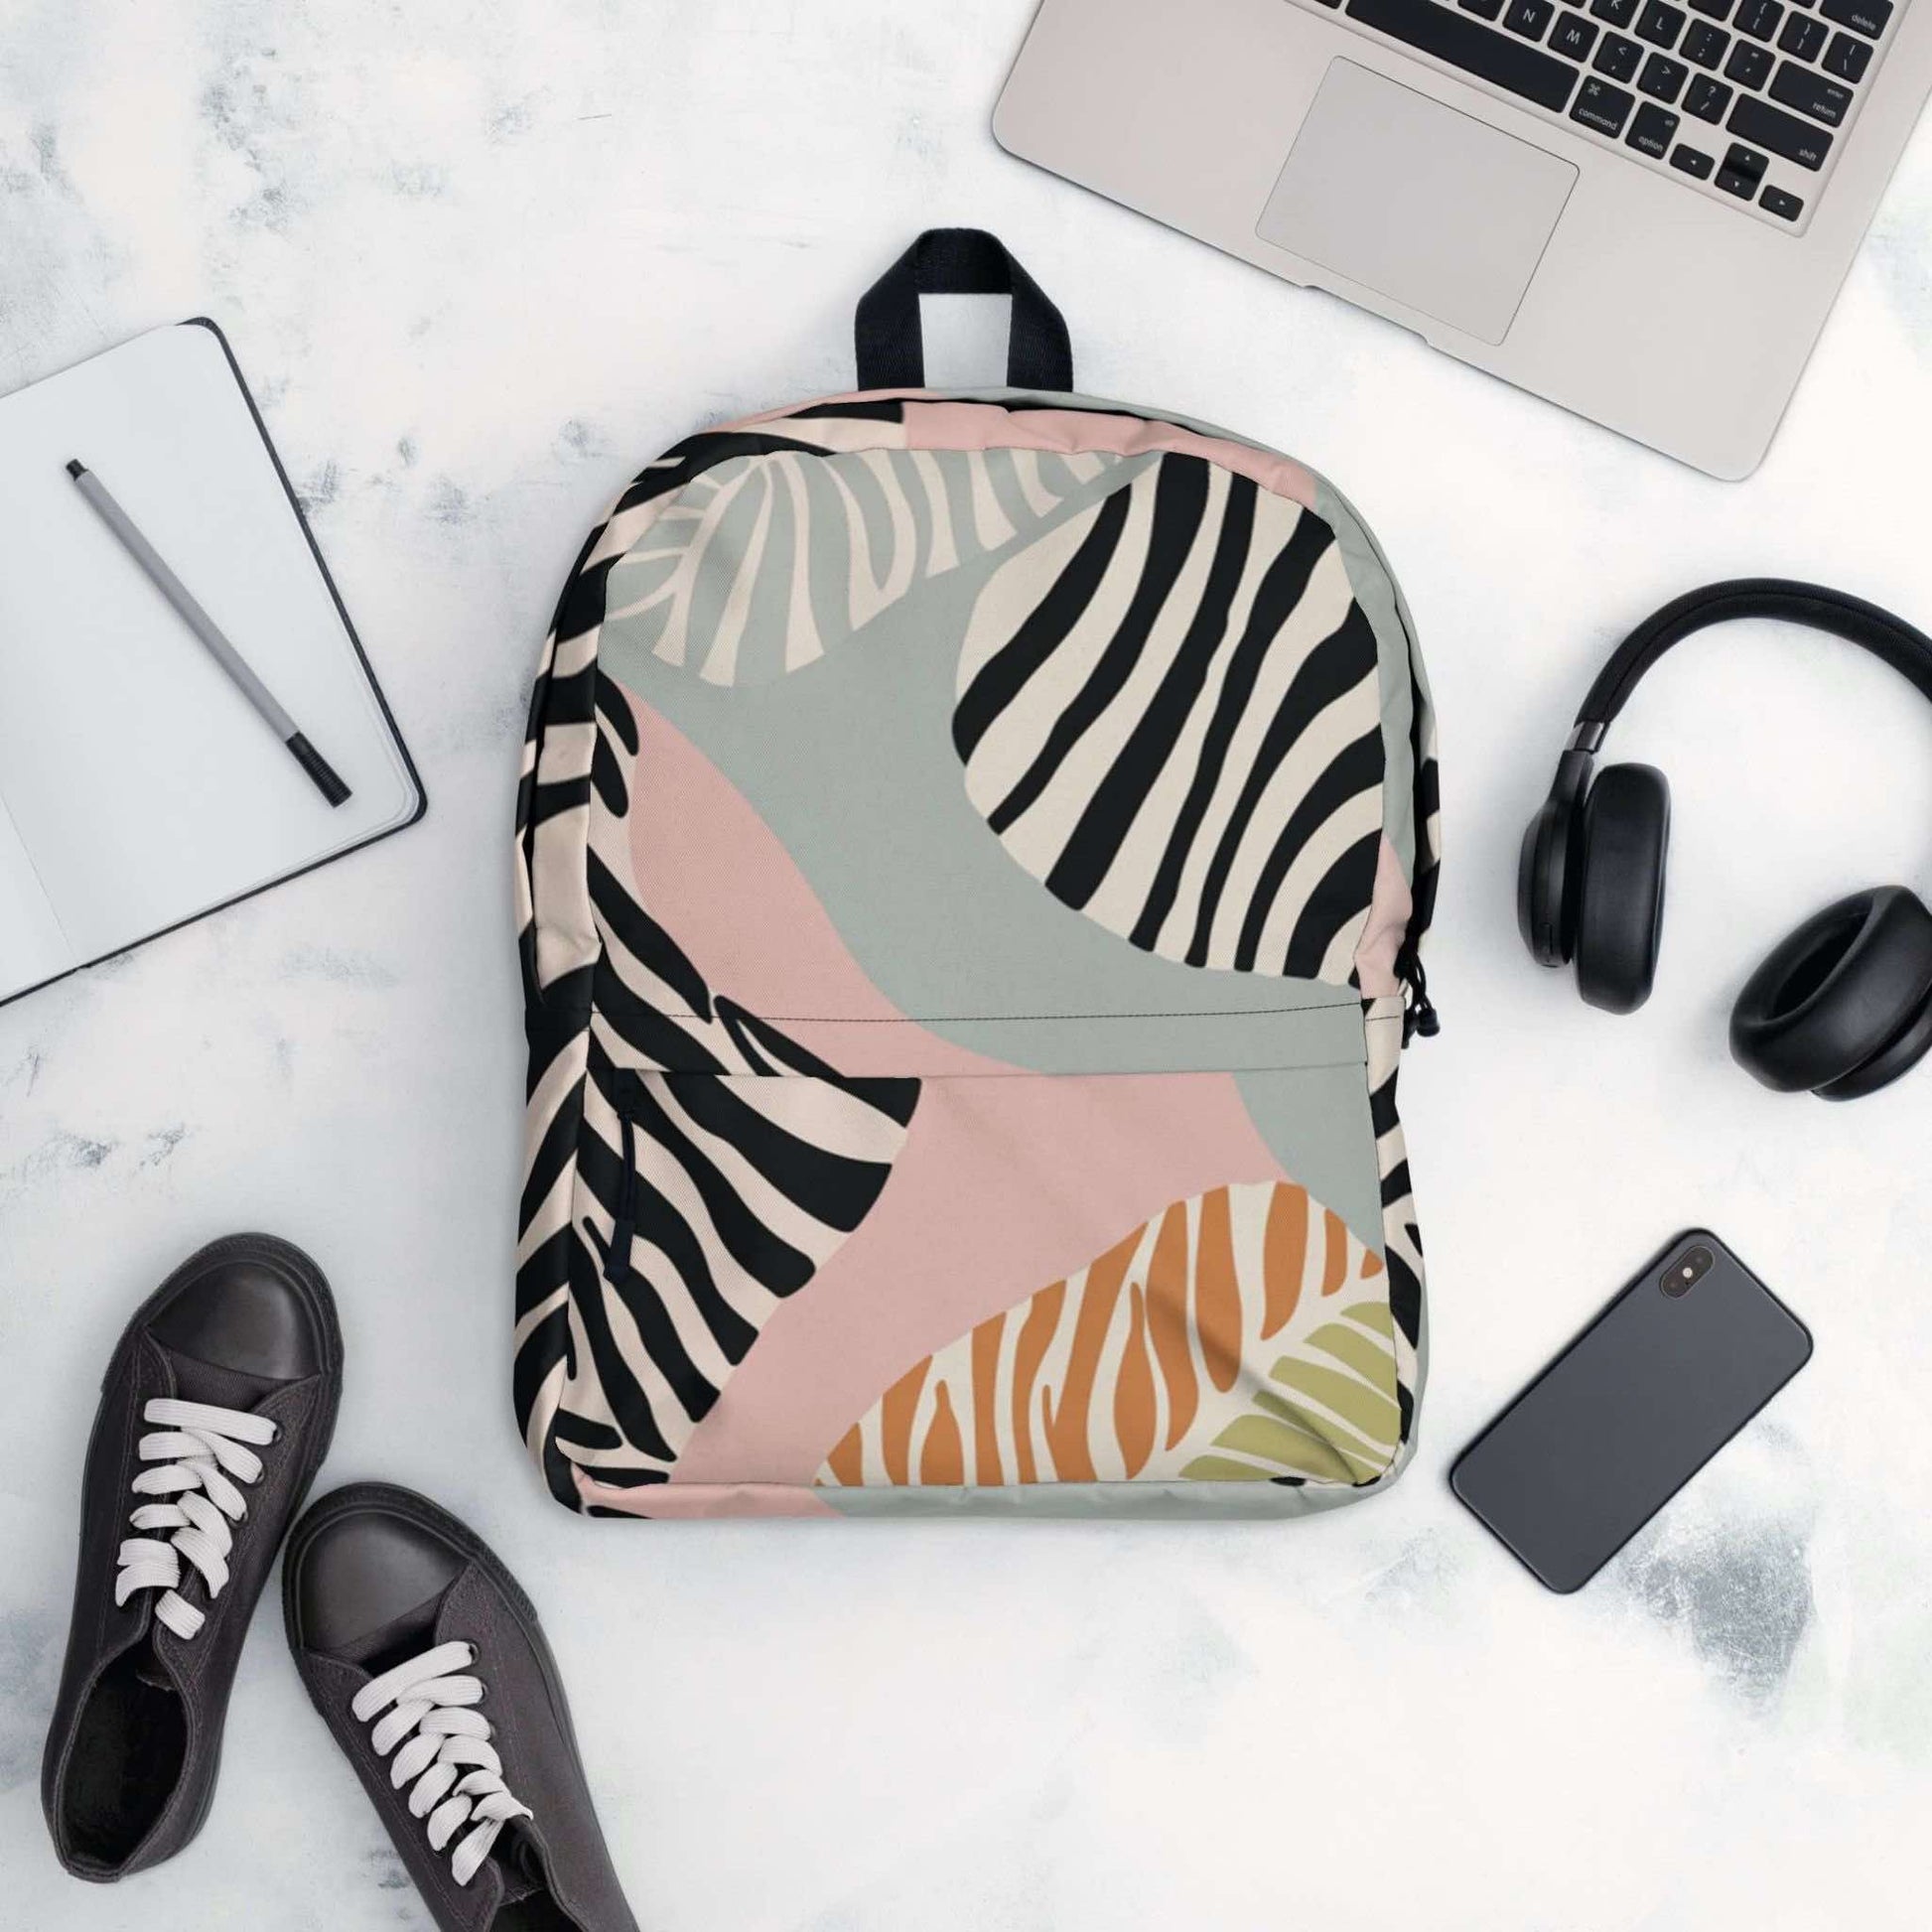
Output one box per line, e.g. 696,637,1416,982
113,1398,278,1640
351,1641,535,1887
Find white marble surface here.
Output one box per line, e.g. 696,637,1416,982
4,4,1932,1926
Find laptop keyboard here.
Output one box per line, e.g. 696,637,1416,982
1298,0,1901,231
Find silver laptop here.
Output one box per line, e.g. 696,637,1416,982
995,0,1931,477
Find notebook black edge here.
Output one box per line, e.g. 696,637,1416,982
0,316,429,1012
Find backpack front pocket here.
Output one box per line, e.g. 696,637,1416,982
550,999,1415,1518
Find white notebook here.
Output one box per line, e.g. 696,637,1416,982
0,322,423,1005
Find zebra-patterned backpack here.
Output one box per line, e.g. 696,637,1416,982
514,229,1440,1519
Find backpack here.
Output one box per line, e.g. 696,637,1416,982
513,230,1439,1519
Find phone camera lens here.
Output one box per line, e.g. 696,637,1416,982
1662,1246,1715,1298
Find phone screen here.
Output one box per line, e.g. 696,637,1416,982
1450,1231,1812,1592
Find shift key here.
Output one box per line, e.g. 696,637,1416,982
1729,93,1834,168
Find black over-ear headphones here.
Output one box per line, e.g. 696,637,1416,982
1519,581,1932,1101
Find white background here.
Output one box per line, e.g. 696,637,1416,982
3,5,1930,1928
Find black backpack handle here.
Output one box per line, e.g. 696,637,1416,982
854,228,1074,393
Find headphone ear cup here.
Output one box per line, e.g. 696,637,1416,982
1729,886,1932,1098
1572,763,1671,1015
1517,799,1571,966
1517,749,1594,969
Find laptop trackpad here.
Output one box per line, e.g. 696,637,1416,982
1257,62,1577,345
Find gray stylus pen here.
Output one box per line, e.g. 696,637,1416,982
66,459,351,807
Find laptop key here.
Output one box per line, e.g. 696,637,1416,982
1573,73,1639,132
1716,142,1767,196
1729,91,1834,164
1671,141,1718,174
1824,27,1871,75
1591,0,1640,23
1460,0,1508,20
1689,0,1733,15
1686,72,1733,115
1769,60,1853,121
1733,0,1784,34
1777,12,1830,54
1684,20,1730,62
1345,0,1582,107
1637,0,1688,42
1725,40,1774,81
1818,0,1890,36
1553,10,1601,54
1628,101,1683,152
1597,30,1645,73
1507,0,1558,38
1761,184,1805,218
1640,51,1691,95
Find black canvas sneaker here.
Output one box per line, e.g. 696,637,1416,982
283,1483,639,1932
42,1234,344,1878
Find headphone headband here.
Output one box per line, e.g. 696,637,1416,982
1577,580,1932,737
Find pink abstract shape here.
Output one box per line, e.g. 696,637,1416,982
672,1067,1289,1486
719,392,1319,508
728,388,904,429
904,400,1318,509
573,1474,841,1518
1352,834,1413,999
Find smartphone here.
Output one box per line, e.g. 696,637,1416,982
1450,1230,1812,1593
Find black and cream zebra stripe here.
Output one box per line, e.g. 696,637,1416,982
598,440,1124,686
519,671,918,1499
1366,999,1425,1472
952,453,1386,982
516,408,930,1506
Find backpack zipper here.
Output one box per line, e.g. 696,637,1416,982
1397,946,1440,1045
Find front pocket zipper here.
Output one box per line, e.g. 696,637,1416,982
1397,946,1440,1045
